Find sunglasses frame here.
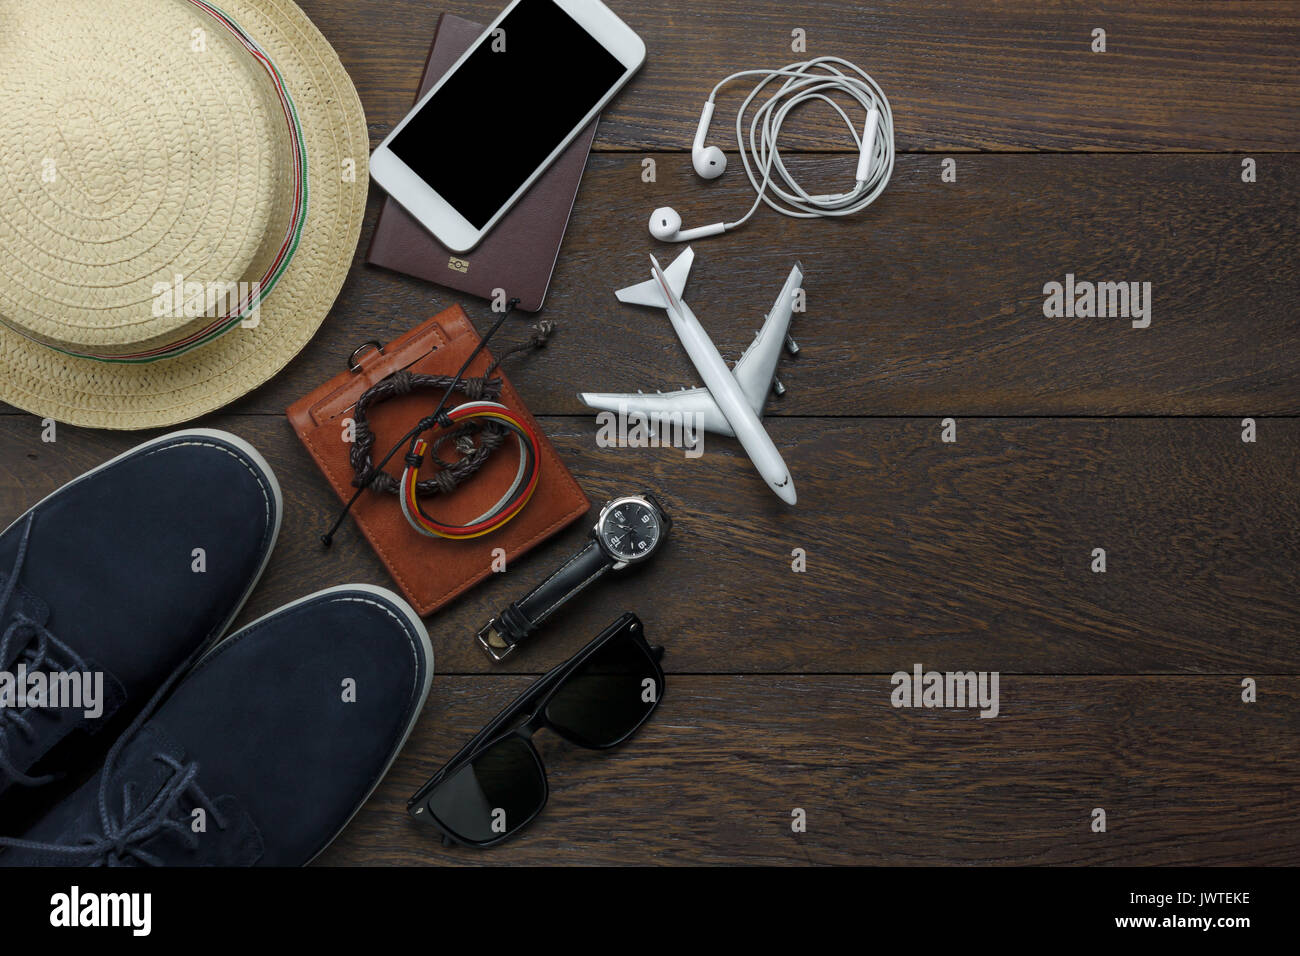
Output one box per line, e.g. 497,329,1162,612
408,611,665,848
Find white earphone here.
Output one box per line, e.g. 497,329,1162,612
691,99,728,180
649,55,895,242
649,207,727,241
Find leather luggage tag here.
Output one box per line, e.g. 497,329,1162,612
287,304,590,616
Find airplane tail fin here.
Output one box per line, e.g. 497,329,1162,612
615,247,695,307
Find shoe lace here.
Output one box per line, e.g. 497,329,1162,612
0,515,92,787
0,509,235,865
0,751,227,866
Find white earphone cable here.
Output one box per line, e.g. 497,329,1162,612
710,56,895,231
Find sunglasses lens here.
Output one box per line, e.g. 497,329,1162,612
545,633,661,747
425,735,545,845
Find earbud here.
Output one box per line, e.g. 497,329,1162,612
691,100,727,180
645,58,894,243
648,207,727,242
693,145,727,180
647,102,729,241
650,100,733,240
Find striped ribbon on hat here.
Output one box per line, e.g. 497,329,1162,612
49,0,309,364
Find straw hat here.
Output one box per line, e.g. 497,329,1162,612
0,0,368,428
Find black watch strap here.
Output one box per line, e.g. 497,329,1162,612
478,539,613,661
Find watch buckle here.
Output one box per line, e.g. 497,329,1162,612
476,620,516,662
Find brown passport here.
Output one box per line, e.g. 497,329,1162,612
366,13,597,312
287,305,590,616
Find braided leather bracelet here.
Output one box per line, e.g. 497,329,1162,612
347,319,555,499
349,369,505,496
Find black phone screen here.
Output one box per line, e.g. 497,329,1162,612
389,0,627,229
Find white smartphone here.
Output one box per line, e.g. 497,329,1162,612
370,0,645,253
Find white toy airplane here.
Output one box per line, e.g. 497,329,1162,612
580,247,800,505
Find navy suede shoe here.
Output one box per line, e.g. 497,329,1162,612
0,429,280,802
0,585,432,866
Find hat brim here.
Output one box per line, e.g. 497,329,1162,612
0,0,368,430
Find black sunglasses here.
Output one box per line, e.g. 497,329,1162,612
408,612,665,847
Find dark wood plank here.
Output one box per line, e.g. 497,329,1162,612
174,153,1300,417
316,675,1300,865
7,161,1293,422
2,415,1295,674
1,0,1295,870
303,0,1300,152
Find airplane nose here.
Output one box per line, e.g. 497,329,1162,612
773,477,797,506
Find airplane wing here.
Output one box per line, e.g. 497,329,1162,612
614,247,695,307
730,262,804,413
589,258,803,431
578,386,735,438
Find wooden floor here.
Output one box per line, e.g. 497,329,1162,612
3,0,1297,865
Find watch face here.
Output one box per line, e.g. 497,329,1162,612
599,499,661,561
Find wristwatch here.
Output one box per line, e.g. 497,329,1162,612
477,492,671,661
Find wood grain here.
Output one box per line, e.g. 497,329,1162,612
0,153,1272,421
302,0,1300,152
1,415,1294,675
317,675,1300,865
0,0,1294,867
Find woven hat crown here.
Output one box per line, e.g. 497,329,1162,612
0,0,301,359
0,0,367,430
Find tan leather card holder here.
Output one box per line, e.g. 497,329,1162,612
287,305,590,616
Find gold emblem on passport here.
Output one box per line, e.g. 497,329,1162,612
448,256,470,274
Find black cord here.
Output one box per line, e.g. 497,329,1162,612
320,298,522,546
